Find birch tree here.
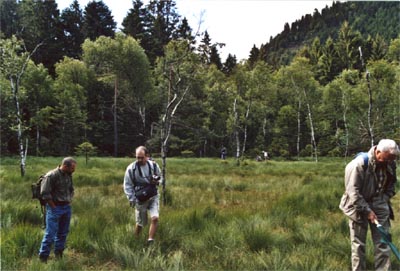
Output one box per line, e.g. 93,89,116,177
82,34,152,155
287,57,320,162
0,36,41,176
22,63,54,156
358,46,374,147
153,40,201,204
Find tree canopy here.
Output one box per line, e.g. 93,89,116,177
1,0,399,159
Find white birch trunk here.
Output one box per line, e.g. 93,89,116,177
262,117,267,138
297,98,301,160
291,77,317,162
139,106,146,133
10,77,26,176
6,42,42,176
304,91,318,162
241,100,252,157
113,77,118,157
233,98,240,165
160,78,189,205
342,91,349,159
359,47,374,147
366,72,374,147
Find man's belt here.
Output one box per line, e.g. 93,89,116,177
54,201,70,206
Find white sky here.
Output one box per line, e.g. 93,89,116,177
56,0,333,61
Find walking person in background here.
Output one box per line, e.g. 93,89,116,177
123,146,162,244
263,150,269,161
38,157,77,263
340,139,398,271
221,146,227,160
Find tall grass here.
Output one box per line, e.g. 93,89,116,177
1,156,399,270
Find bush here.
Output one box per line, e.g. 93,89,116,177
181,150,195,158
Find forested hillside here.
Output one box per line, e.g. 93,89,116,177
257,1,400,68
1,0,399,161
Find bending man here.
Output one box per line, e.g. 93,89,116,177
341,139,398,270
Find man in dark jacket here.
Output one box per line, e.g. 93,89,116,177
38,157,76,263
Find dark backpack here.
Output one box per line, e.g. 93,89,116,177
31,175,47,228
31,175,46,205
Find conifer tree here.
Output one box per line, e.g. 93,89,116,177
248,44,260,68
122,0,147,41
83,0,116,41
210,46,222,70
222,54,237,75
17,0,64,75
60,0,84,59
0,0,19,38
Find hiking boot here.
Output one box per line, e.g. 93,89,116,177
55,250,63,259
39,254,48,263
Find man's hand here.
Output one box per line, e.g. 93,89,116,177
367,210,377,223
47,200,56,209
129,201,135,208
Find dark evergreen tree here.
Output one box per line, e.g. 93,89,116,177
122,0,147,41
146,0,181,63
60,0,84,59
198,30,212,64
248,44,260,68
222,53,237,75
0,0,19,38
17,0,64,75
370,34,388,61
122,0,183,64
83,0,116,41
335,21,362,70
210,46,222,70
176,17,194,42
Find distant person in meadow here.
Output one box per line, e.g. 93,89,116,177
263,150,269,160
123,146,162,244
38,157,77,263
221,146,227,160
340,139,398,271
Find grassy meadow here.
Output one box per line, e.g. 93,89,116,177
1,156,399,271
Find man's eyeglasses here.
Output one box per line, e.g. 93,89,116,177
136,156,145,159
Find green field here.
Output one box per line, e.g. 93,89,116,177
1,157,399,270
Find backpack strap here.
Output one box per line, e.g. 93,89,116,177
130,161,152,185
153,161,157,175
355,152,368,171
128,163,136,185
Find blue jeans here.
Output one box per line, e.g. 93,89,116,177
39,204,71,257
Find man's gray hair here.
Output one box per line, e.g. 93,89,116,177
377,139,400,155
136,146,149,155
62,157,77,167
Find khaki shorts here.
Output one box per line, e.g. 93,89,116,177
135,194,159,227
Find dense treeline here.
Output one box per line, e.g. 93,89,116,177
1,0,399,160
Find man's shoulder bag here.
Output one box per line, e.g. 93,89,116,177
131,161,158,202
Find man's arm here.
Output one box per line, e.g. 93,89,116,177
123,164,136,203
345,161,373,216
40,174,56,208
385,161,397,199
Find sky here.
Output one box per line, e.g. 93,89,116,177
56,0,334,61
